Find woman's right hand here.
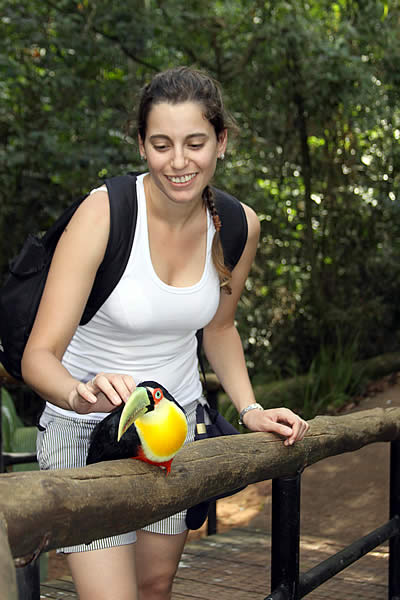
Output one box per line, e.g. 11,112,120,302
68,373,136,414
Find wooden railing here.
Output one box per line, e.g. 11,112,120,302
1,406,400,599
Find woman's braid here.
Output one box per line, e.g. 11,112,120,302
203,186,232,294
203,186,221,232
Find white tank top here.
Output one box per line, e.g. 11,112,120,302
50,174,221,420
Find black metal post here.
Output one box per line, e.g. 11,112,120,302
207,502,217,536
206,384,218,536
16,563,40,600
265,474,301,600
389,439,400,600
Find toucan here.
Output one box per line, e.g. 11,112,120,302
86,381,188,474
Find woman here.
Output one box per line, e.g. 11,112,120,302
22,66,309,600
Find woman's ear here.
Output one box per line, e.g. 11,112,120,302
138,135,146,160
218,129,228,157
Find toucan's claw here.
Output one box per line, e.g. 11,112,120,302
117,387,150,441
131,454,173,475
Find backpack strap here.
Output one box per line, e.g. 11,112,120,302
213,186,248,270
197,187,249,395
81,174,138,324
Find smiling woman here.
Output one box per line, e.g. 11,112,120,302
139,100,228,289
21,65,308,600
140,102,226,208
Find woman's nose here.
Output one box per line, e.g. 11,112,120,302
171,148,188,170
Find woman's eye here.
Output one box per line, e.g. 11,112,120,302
189,144,204,150
154,145,168,151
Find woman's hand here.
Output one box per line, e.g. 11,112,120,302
242,407,309,446
68,373,136,414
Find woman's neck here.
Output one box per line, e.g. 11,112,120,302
144,174,206,231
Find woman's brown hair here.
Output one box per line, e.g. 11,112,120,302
137,66,238,293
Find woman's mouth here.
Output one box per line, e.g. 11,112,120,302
165,173,197,185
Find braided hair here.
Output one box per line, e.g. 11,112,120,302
202,185,232,294
136,66,238,293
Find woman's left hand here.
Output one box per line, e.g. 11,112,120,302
242,407,309,446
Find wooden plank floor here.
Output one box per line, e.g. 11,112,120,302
40,528,388,599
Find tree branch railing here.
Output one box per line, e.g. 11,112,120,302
1,407,400,599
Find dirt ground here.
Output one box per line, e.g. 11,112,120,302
47,374,400,580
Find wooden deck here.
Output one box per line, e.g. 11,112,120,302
40,527,388,599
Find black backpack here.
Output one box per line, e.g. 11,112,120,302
0,174,248,381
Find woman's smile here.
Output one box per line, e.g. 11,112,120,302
139,101,227,207
165,173,198,185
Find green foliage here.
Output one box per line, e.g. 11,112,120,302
221,335,366,425
1,386,37,456
1,0,400,418
226,0,400,376
300,335,366,419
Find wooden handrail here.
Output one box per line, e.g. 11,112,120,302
0,406,399,564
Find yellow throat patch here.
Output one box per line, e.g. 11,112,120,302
135,398,188,462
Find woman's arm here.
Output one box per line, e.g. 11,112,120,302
203,204,308,445
21,190,134,413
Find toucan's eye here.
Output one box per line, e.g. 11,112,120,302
153,388,163,402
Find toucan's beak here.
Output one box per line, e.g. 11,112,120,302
117,387,151,441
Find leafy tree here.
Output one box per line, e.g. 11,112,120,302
1,0,400,390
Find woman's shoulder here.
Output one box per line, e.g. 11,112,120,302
241,202,260,238
73,186,110,230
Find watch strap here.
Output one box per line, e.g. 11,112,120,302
238,402,264,426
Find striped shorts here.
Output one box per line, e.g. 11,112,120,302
36,399,199,553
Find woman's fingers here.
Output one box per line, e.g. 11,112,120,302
284,417,309,446
91,373,136,404
282,409,309,445
71,373,136,414
76,381,97,404
243,406,309,445
90,373,121,406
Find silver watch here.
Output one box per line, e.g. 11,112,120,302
238,402,264,426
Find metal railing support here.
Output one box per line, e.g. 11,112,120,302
299,517,400,597
266,474,301,600
16,563,40,600
266,440,400,599
389,439,400,600
206,381,219,536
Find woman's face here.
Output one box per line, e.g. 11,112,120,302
139,101,227,207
